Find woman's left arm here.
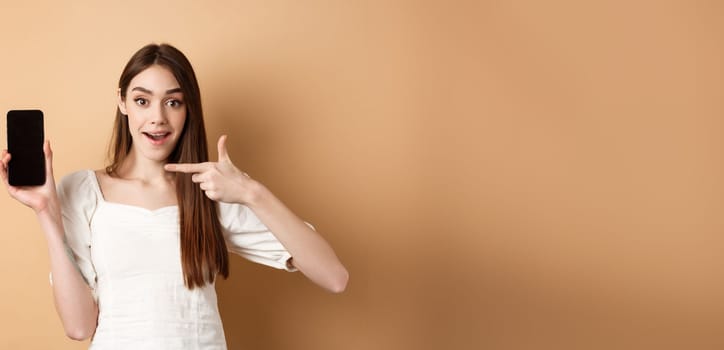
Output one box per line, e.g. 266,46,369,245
243,181,348,293
165,135,349,293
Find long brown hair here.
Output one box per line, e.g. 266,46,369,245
107,43,229,289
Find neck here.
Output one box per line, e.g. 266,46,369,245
115,148,174,184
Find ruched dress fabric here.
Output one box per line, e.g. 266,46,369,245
56,170,297,349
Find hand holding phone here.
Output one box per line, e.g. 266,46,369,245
6,110,46,186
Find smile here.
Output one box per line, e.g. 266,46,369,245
142,132,171,145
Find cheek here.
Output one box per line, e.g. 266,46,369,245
125,114,143,132
173,112,187,132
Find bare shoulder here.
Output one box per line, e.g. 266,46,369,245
93,169,115,189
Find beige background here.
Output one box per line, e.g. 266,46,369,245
1,0,723,349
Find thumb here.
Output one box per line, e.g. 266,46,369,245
44,140,54,177
217,135,231,162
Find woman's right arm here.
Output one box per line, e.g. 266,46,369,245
1,141,98,340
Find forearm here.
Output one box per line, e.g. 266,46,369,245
37,206,98,340
245,182,349,293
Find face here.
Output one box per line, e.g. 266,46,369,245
118,65,186,163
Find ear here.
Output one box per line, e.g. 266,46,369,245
117,88,128,115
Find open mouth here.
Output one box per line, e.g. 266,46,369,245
142,132,171,145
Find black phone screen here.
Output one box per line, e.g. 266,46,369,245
6,110,45,186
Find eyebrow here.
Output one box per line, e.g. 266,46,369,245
130,86,183,95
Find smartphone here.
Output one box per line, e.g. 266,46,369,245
6,110,45,186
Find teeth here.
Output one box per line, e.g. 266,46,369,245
144,132,168,141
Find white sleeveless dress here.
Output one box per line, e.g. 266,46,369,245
56,170,298,349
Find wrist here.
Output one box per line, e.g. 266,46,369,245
242,180,270,208
35,199,61,222
35,204,66,241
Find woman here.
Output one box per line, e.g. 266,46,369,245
0,43,348,348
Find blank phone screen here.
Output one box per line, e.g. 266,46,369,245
7,110,45,186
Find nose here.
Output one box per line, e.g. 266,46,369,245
149,103,168,125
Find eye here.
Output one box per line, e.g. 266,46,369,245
134,98,148,106
166,99,183,108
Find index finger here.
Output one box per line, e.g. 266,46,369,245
164,162,211,174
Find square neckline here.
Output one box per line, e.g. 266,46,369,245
87,170,178,214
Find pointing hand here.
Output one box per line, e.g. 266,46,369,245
164,135,254,203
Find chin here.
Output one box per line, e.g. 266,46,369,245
139,149,174,162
